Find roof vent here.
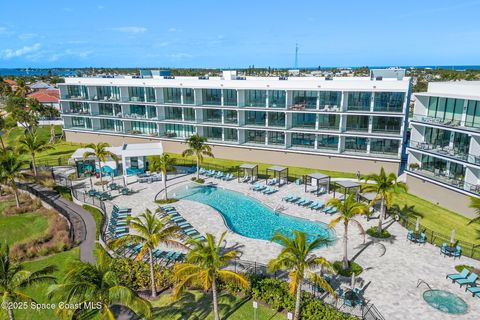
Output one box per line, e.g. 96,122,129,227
198,75,209,80
279,76,288,80
235,76,246,80
325,76,333,81
375,76,383,81
163,76,175,79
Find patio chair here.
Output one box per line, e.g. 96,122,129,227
255,185,267,192
407,230,414,241
295,198,307,205
199,168,206,175
453,246,462,258
312,201,324,210
113,204,131,213
302,200,313,207
282,194,295,201
286,196,300,203
266,187,278,195
467,287,480,297
447,268,470,282
454,273,478,288
417,233,427,244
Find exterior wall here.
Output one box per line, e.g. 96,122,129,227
65,130,399,174
406,174,476,218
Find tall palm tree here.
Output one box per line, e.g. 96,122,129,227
327,194,369,270
14,79,29,98
0,244,56,320
149,154,177,200
48,250,152,320
172,232,249,320
182,134,214,179
268,231,334,320
0,117,8,152
18,133,53,177
363,167,407,233
110,209,185,298
82,142,119,190
0,151,28,208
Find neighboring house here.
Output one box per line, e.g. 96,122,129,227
3,79,17,91
27,88,60,109
30,81,53,91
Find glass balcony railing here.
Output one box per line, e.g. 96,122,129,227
409,140,479,165
411,114,480,132
407,168,479,195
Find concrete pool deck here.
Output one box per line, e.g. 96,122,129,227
79,172,480,320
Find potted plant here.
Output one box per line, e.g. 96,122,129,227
409,163,419,171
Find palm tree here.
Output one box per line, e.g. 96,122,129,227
172,232,249,320
149,154,177,200
182,134,214,179
363,167,407,233
47,250,152,320
110,209,185,298
0,151,28,208
468,197,480,226
327,194,369,270
268,231,334,320
14,79,29,98
0,244,56,320
82,142,119,190
18,133,53,177
0,117,7,152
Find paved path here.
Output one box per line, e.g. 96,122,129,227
19,182,96,263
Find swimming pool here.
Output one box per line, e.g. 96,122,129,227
172,183,335,243
423,290,468,314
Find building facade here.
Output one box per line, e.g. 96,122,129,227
59,70,411,174
406,81,480,217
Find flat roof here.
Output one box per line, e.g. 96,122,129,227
239,163,258,169
70,142,163,159
71,146,122,159
307,172,330,180
268,165,287,172
360,192,377,201
335,180,360,188
415,92,480,101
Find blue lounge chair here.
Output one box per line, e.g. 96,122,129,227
287,196,300,203
447,268,470,281
256,185,267,192
417,233,427,244
294,198,307,205
113,204,130,213
302,200,313,207
467,287,480,297
312,201,324,210
282,194,294,201
308,201,318,209
265,187,277,194
454,273,478,288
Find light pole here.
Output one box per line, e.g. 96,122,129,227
253,300,258,320
287,312,293,320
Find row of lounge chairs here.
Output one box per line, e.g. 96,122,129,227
241,176,257,183
107,205,132,239
119,243,184,264
159,205,206,242
282,194,338,214
447,269,479,298
199,168,234,181
251,183,278,194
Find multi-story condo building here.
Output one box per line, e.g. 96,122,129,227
59,70,411,174
407,81,480,217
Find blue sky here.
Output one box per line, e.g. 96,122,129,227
1,0,480,68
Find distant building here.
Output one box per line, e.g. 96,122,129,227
30,81,53,91
27,88,60,109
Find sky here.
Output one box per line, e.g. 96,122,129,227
1,0,480,68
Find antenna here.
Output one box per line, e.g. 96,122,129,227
294,43,299,69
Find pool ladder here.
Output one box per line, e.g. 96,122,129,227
416,279,433,290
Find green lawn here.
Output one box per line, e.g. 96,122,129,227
152,290,285,320
0,201,49,245
82,204,104,238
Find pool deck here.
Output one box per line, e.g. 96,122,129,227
95,174,480,320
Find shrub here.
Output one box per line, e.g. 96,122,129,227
366,226,391,239
53,185,73,201
155,198,179,204
110,258,173,291
94,180,109,186
333,261,363,277
40,178,56,188
455,264,480,274
191,177,205,184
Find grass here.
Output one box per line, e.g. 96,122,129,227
168,153,356,179
333,261,363,277
151,290,284,320
53,185,72,201
82,204,103,238
0,200,50,246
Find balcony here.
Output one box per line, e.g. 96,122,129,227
411,114,480,132
92,95,120,102
409,140,479,165
407,168,479,195
63,95,88,100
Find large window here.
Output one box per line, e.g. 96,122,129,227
128,87,145,102
184,108,195,121
130,121,157,135
268,132,285,145
72,117,88,128
147,106,157,119
66,85,88,99
203,109,222,123
202,89,221,105
146,87,156,102
165,124,194,137
165,107,182,120
204,127,222,141
427,97,464,122
99,103,113,115
163,88,181,104
344,137,367,152
346,115,369,132
292,113,316,129
183,88,194,104
292,91,317,109
130,105,146,117
421,155,465,180
268,90,286,108
245,130,266,144
424,127,450,147
319,91,341,107
371,117,402,133
96,86,120,101
245,111,266,126
317,135,338,150
370,139,400,155
224,89,237,106
69,102,90,114
291,133,315,148
348,92,371,111
245,90,267,107
318,115,340,130
466,100,480,128
224,128,238,141
100,119,115,131
374,92,404,112
268,112,285,127
224,110,237,124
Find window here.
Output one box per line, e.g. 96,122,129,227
370,139,400,154
245,90,267,107
99,103,113,115
374,92,404,112
317,135,338,150
268,132,285,145
163,88,181,104
348,92,371,111
184,108,195,121
183,88,194,104
292,91,317,109
69,102,90,114
224,128,238,141
203,109,222,123
466,100,480,128
344,137,367,152
165,107,182,120
100,119,115,131
268,91,286,108
66,85,88,99
427,97,464,121
268,112,285,127
128,87,145,102
202,89,221,105
130,157,138,169
372,117,402,133
291,133,315,148
165,124,195,137
346,115,369,132
204,127,222,140
318,115,340,130
224,110,237,124
130,121,158,135
96,86,120,101
72,117,86,127
245,111,266,126
147,106,157,119
130,105,146,116
424,127,450,147
319,91,341,107
292,113,316,129
245,130,266,144
224,89,237,106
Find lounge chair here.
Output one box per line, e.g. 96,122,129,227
302,200,313,207
288,196,301,203
312,201,324,210
454,273,478,288
282,194,295,201
296,198,308,205
255,185,267,192
265,187,277,194
113,205,131,213
467,287,480,297
447,268,470,281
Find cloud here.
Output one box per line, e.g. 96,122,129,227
18,33,37,40
111,26,147,34
169,53,193,60
168,27,181,32
0,27,14,36
0,43,41,59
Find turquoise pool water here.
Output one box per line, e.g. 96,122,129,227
423,290,468,314
172,184,334,242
